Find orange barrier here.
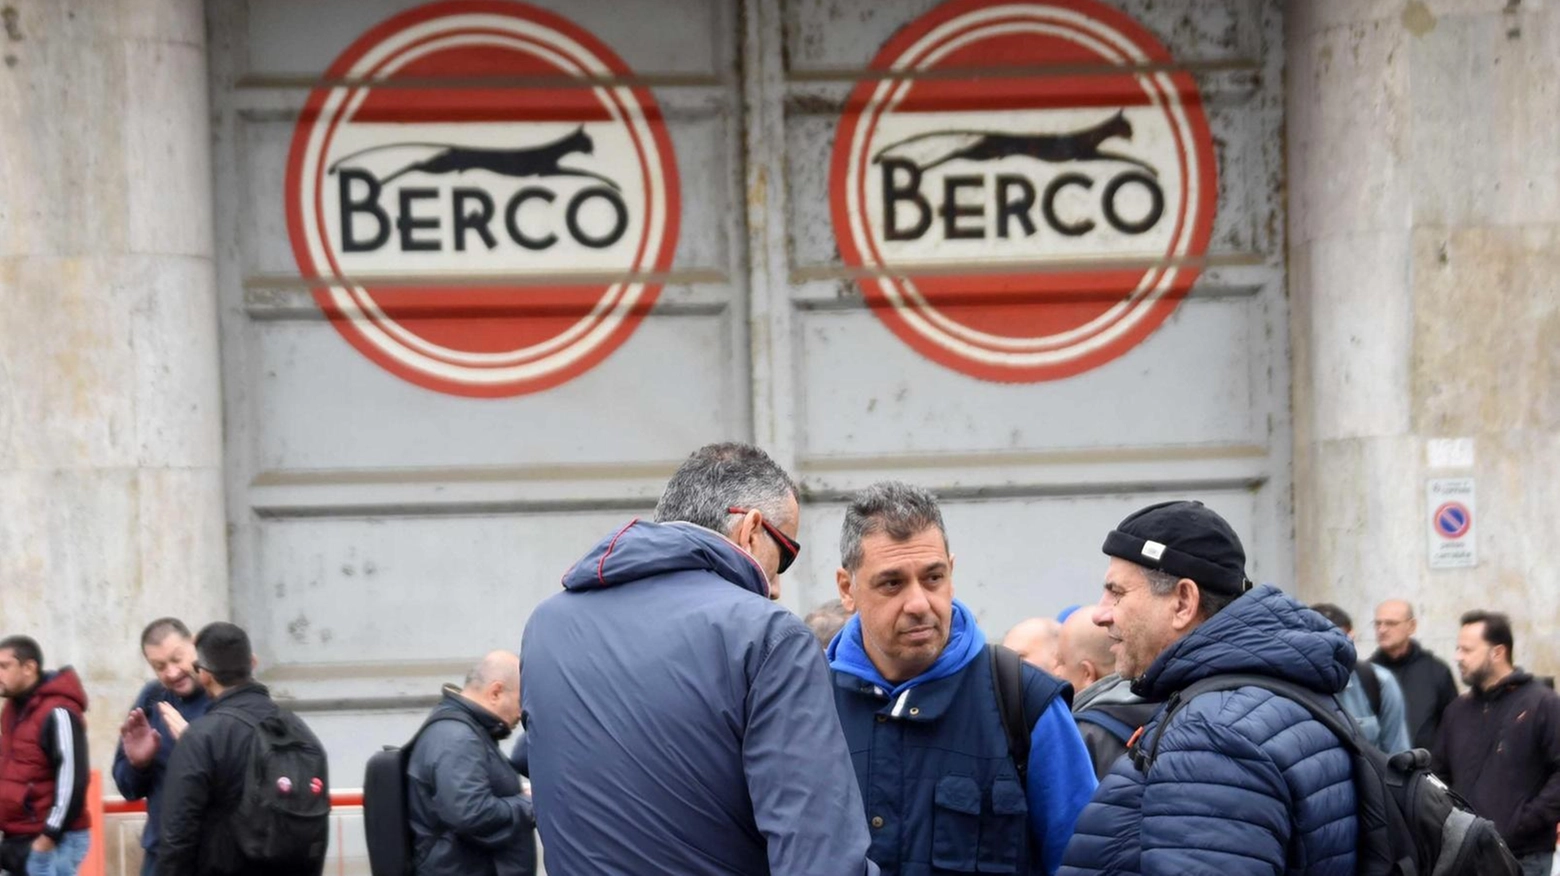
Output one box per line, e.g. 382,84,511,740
81,771,105,876
96,785,366,876
102,789,363,815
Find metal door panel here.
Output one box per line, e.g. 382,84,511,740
245,0,732,76
795,298,1259,458
249,511,648,667
249,314,737,472
209,0,1289,785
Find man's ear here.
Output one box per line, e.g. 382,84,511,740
1170,578,1202,632
731,509,763,555
836,567,855,612
1082,659,1100,688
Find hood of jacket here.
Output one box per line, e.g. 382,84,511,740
1072,673,1145,712
560,518,770,599
1133,584,1355,700
22,667,89,713
826,599,986,697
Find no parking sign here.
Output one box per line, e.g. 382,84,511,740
1427,478,1477,569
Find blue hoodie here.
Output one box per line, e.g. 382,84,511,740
829,601,1098,875
1060,585,1358,876
521,519,878,876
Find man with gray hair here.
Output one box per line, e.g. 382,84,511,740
522,442,876,876
827,481,1096,875
406,651,533,876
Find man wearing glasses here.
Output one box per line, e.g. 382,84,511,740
1369,599,1459,750
521,442,877,876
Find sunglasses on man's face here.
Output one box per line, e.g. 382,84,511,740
727,507,800,574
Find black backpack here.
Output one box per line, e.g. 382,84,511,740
990,644,1040,784
363,715,461,876
227,707,332,865
1133,674,1521,876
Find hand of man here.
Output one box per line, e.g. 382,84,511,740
31,835,55,853
156,701,189,742
120,708,163,768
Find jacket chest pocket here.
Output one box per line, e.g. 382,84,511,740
931,775,1029,874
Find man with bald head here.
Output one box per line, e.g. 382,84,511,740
1002,617,1061,672
1369,599,1459,750
407,650,535,876
1052,609,1158,778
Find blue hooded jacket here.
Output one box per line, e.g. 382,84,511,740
829,601,1098,875
1059,585,1359,876
521,519,877,876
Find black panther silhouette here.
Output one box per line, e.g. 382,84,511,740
327,126,619,188
871,110,1155,174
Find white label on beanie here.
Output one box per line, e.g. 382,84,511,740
1141,540,1166,561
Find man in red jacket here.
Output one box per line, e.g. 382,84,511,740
0,635,92,876
1433,611,1560,876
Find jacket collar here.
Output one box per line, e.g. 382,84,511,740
1473,668,1533,701
828,599,987,719
1371,639,1424,668
439,686,512,740
832,659,975,722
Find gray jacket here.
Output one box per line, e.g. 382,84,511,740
1071,674,1159,779
407,690,535,876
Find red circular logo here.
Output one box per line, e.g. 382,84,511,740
830,0,1217,382
286,0,680,397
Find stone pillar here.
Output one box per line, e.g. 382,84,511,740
1288,1,1560,674
0,0,228,767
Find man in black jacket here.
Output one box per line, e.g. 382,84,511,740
1433,611,1560,876
1370,598,1459,750
407,651,535,876
156,622,328,876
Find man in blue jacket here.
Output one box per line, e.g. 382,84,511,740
112,618,211,876
1059,500,1359,876
828,481,1097,876
521,442,876,876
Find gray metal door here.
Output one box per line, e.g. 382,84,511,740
208,0,1286,780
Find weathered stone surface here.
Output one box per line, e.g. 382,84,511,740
1291,0,1560,678
1412,226,1560,435
1287,17,1412,244
0,0,225,770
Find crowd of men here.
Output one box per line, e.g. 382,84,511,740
2,439,1557,876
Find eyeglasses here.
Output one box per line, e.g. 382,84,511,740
191,661,210,675
727,507,800,574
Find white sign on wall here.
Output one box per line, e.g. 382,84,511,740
1426,478,1477,569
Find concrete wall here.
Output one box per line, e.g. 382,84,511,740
0,0,228,765
1289,0,1559,675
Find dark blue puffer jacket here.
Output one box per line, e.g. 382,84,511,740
1060,585,1358,876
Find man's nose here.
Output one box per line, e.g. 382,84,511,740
1092,601,1112,627
903,582,932,615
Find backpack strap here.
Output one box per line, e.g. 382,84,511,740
989,644,1032,786
1075,708,1136,745
1355,663,1383,717
1132,673,1362,774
